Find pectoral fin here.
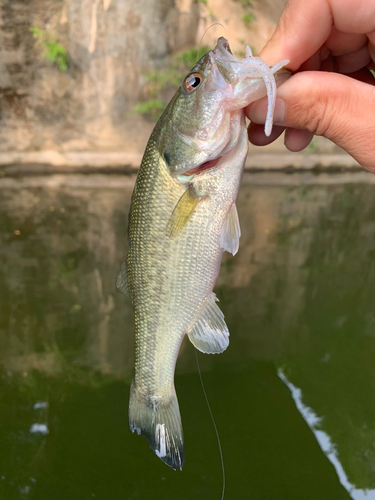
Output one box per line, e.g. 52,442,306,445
219,202,241,256
167,186,204,237
187,293,229,354
116,261,129,296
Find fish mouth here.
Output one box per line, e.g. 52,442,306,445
211,37,290,136
216,37,233,56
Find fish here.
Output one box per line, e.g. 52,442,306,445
116,37,289,470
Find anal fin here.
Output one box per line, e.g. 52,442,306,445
188,292,229,354
219,202,241,256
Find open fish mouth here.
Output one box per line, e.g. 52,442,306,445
216,37,232,55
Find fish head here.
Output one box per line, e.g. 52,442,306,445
156,37,289,179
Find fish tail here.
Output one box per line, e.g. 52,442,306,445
129,380,184,470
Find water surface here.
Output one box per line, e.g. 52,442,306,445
1,172,375,500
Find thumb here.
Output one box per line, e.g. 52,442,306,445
248,71,375,171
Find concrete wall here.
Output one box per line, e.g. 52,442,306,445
0,0,293,154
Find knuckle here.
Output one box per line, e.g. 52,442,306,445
311,94,333,137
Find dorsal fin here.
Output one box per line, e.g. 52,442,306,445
187,293,229,354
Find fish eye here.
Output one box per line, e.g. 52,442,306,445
183,73,202,92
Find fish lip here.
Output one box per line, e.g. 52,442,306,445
216,37,233,55
211,37,238,64
208,37,242,87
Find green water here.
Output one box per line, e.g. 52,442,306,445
1,172,375,500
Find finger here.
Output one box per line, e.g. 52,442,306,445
324,28,367,56
258,0,375,69
347,68,375,85
284,129,314,152
319,55,336,72
298,47,331,72
369,37,375,62
330,0,375,34
258,0,332,69
335,45,371,73
246,97,284,127
247,122,284,146
248,71,375,171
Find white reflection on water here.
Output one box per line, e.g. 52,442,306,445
278,371,375,500
29,423,49,435
33,401,48,410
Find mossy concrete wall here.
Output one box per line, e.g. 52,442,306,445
0,0,346,160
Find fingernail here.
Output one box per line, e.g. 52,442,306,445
248,97,285,126
272,98,285,125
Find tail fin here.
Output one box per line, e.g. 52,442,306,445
129,381,184,470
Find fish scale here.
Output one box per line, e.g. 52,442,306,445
126,124,247,469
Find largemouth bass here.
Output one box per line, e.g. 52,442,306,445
117,38,289,470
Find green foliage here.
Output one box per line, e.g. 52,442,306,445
235,50,246,59
232,0,256,27
132,99,166,119
59,257,77,279
242,12,256,27
133,46,210,120
306,139,318,154
194,0,208,4
30,26,69,72
232,0,253,6
235,44,257,59
181,47,208,67
370,69,375,78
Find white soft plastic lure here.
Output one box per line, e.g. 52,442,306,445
117,37,289,470
210,43,288,136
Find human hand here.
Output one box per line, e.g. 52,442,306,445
246,0,375,171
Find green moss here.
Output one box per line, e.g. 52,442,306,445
30,26,69,72
132,99,166,119
235,45,257,58
181,47,208,67
133,46,210,120
232,0,253,6
232,0,256,27
306,139,318,154
235,50,246,59
242,12,256,27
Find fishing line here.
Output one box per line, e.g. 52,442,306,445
195,349,225,500
196,23,228,63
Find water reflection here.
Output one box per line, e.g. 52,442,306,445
279,372,375,500
0,172,374,499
